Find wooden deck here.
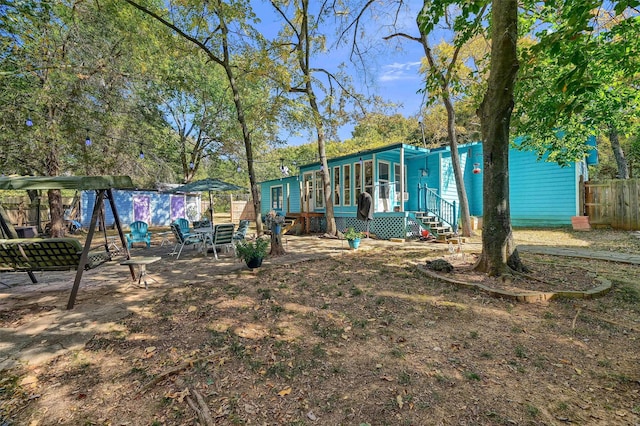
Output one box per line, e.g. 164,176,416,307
284,212,325,234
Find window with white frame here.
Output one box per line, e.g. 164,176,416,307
355,162,362,201
343,164,351,206
271,185,283,210
364,160,373,196
314,171,324,209
378,161,390,199
394,163,407,202
333,166,340,206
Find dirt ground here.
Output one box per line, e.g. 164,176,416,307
1,228,639,425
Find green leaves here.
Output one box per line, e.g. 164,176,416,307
513,0,640,165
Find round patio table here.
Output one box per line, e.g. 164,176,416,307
120,256,162,289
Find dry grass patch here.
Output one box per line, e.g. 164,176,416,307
1,229,639,425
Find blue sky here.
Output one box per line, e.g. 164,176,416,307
254,1,428,145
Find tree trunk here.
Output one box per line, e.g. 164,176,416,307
443,95,473,237
218,11,263,236
310,99,336,236
418,33,474,238
299,0,336,236
45,140,66,238
266,212,285,256
609,125,629,179
47,188,66,237
0,204,19,239
269,231,285,256
474,0,526,276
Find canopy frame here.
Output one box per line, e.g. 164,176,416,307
0,176,136,309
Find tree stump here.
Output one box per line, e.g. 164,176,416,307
265,211,286,256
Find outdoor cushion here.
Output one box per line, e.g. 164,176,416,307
0,238,110,272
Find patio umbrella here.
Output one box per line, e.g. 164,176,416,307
169,178,243,224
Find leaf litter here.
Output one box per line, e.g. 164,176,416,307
0,229,639,425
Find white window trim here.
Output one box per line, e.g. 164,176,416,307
271,185,283,210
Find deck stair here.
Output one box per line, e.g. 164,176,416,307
264,216,297,235
282,216,297,234
415,212,454,239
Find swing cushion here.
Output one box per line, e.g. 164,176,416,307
0,238,111,272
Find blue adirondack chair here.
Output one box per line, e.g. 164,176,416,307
173,218,191,237
126,221,152,248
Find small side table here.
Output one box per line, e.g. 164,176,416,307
120,256,162,289
158,232,172,247
107,236,121,253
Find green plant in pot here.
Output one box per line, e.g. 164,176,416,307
344,227,365,249
236,237,269,268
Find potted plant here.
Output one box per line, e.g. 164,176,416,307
344,227,365,249
236,237,269,268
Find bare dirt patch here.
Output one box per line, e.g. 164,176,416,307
1,229,640,425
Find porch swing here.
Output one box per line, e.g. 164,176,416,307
0,176,137,308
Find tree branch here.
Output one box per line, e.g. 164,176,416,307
383,32,421,43
121,0,224,67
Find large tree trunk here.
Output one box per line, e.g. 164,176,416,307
474,0,526,276
609,125,629,179
310,97,336,236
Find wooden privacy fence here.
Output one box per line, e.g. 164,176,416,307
585,179,640,230
0,196,75,227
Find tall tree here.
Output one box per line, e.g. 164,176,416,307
472,0,526,275
152,50,237,183
270,0,365,237
0,0,163,234
514,2,640,178
385,11,489,237
122,0,282,235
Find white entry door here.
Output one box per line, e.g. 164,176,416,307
377,161,391,212
302,172,314,212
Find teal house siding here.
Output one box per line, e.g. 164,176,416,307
406,155,425,211
258,141,587,237
470,146,579,226
260,176,298,217
508,149,578,226
440,153,458,205
288,179,302,214
465,144,484,217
